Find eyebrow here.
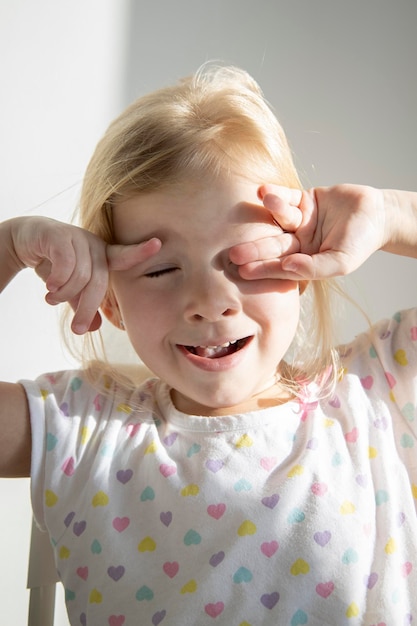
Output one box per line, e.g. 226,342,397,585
113,227,177,246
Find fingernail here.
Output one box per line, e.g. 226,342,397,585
72,322,87,335
45,293,59,305
282,260,299,273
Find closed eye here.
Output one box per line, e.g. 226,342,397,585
145,267,179,278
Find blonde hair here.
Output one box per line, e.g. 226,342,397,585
71,64,340,397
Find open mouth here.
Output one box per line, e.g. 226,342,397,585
182,337,251,359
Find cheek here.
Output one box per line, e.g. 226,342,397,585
247,282,300,318
240,278,299,297
113,281,159,321
250,288,300,347
116,288,178,349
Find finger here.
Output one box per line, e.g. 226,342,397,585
71,239,162,334
53,239,161,333
107,238,162,272
44,237,108,334
35,259,52,283
70,294,105,334
239,248,350,281
261,193,303,231
41,242,76,293
68,261,109,334
67,293,103,333
281,250,355,280
69,243,110,334
45,235,98,305
230,233,300,265
237,258,296,281
258,185,303,206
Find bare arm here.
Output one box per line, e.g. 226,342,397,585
380,188,417,258
0,220,32,476
0,383,31,477
0,215,162,478
0,218,25,291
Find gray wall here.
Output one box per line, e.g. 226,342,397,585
122,0,417,340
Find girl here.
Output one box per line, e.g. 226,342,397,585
1,65,416,625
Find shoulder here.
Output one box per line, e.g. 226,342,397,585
22,369,109,413
21,367,160,424
339,308,417,377
334,308,417,427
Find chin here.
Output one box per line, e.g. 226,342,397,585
173,383,269,416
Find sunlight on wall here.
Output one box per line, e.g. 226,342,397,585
0,1,127,623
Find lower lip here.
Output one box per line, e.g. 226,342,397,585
176,338,253,372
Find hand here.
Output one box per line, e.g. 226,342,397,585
230,184,386,281
8,216,161,333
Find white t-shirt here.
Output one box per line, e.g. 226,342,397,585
22,309,417,626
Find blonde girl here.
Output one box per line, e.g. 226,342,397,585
1,65,416,625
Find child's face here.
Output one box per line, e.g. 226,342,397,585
110,175,301,415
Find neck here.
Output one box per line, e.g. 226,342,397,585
170,382,294,417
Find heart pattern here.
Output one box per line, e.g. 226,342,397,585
35,307,417,625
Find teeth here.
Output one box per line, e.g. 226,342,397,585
205,340,236,349
183,339,244,359
185,339,242,359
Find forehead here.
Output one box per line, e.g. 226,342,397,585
112,177,278,246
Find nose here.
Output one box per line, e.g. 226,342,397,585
183,270,241,323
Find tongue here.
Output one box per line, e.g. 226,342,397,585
195,345,232,359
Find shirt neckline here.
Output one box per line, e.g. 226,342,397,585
154,380,301,433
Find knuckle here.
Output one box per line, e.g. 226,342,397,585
93,272,109,295
73,261,92,285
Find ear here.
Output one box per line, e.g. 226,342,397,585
299,280,309,295
101,289,124,329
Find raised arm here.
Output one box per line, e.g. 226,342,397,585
0,215,161,477
230,185,417,280
379,188,417,258
0,218,40,476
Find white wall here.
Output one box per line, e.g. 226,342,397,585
0,1,127,623
0,1,416,624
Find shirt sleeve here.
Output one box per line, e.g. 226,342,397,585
21,378,49,530
368,308,417,439
20,370,112,531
